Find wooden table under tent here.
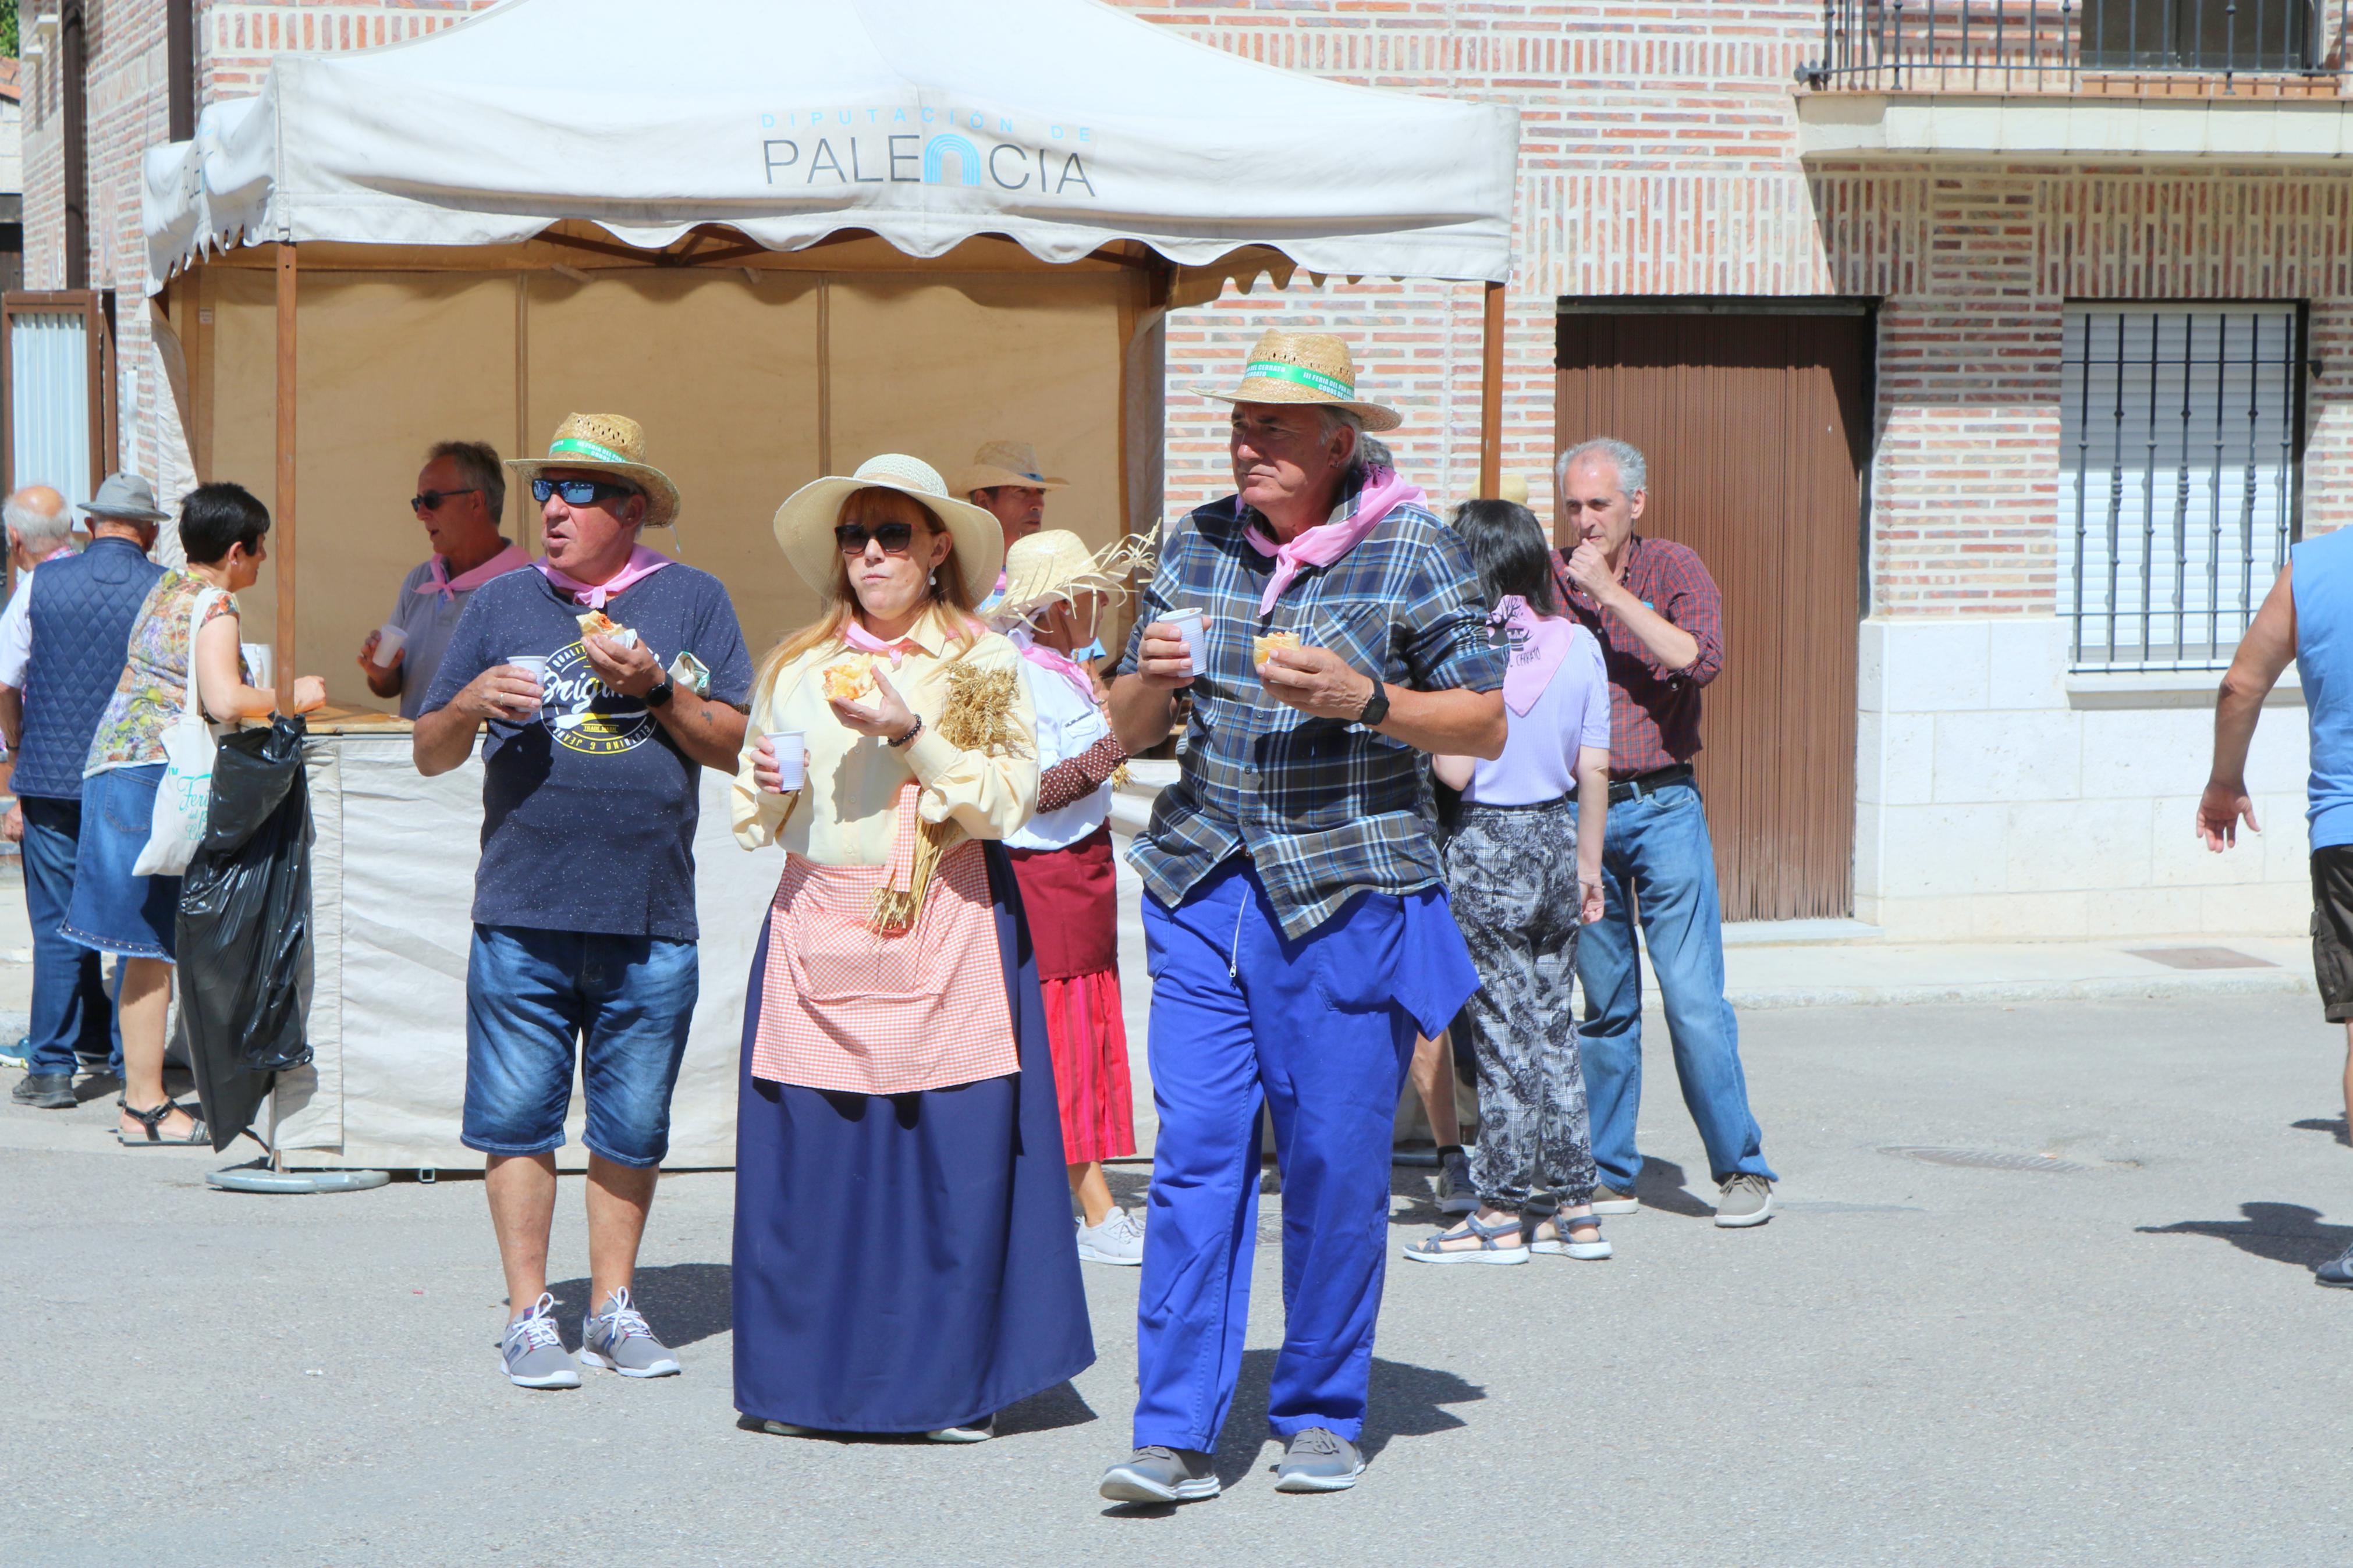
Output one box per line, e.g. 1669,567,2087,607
134,0,1520,1175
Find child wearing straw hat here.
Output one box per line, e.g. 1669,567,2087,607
997,529,1154,1266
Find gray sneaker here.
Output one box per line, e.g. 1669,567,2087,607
1434,1148,1478,1215
500,1292,581,1389
1589,1184,1639,1215
1274,1427,1365,1492
580,1286,680,1377
1715,1174,1773,1228
1077,1208,1147,1267
10,1072,73,1109
1099,1446,1219,1504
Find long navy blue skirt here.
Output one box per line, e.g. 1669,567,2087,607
732,843,1096,1433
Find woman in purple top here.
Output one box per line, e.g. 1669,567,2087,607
1405,500,1613,1267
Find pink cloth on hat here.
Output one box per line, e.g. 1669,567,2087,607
1243,465,1425,614
534,544,671,609
415,542,531,603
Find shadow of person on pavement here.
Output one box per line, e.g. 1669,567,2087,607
1635,1156,1715,1218
546,1261,732,1347
2292,1116,2351,1149
2137,1201,2353,1268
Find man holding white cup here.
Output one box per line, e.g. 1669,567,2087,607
361,440,530,717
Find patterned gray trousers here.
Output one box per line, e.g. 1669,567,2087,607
1442,796,1598,1214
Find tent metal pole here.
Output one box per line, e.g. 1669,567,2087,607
275,243,297,712
1478,280,1504,500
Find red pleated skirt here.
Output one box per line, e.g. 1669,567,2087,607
1039,965,1135,1165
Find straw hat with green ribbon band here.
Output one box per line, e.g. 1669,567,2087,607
1193,329,1401,433
505,413,683,530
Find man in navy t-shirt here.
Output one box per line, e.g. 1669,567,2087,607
415,413,752,1391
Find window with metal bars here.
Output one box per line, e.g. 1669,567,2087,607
2059,304,2304,672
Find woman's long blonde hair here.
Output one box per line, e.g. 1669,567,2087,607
758,486,984,695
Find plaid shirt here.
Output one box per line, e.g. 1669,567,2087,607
1550,535,1724,777
1116,489,1505,938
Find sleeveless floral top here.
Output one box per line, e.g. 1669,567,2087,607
83,571,243,775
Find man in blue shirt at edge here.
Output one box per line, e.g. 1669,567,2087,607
2201,528,2353,1285
414,413,751,1391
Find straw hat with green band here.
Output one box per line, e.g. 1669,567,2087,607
1193,328,1401,433
505,413,683,530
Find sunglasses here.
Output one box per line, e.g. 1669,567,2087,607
836,521,921,556
410,487,481,512
531,477,638,507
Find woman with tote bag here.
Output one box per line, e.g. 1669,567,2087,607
62,483,324,1146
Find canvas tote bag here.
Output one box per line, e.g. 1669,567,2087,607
132,586,228,878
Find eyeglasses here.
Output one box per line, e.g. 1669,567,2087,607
411,488,482,512
835,521,918,556
531,477,637,507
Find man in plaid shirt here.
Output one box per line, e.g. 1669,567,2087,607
1552,436,1776,1229
1096,330,1504,1505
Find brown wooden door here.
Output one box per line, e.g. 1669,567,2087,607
1555,309,1868,922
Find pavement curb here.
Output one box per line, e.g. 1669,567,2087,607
1723,970,2314,1010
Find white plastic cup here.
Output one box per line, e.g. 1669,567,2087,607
764,731,806,792
242,643,275,692
1162,607,1206,677
372,623,409,664
506,655,551,720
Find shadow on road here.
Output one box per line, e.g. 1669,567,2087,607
546,1261,733,1347
2292,1116,2351,1149
1633,1157,1713,1218
2136,1201,2353,1268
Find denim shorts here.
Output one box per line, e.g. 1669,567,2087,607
461,923,700,1168
60,763,180,961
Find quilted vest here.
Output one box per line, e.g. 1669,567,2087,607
15,536,166,799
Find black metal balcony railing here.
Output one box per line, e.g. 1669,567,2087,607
1802,1,2351,93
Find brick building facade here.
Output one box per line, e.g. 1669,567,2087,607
19,0,2345,939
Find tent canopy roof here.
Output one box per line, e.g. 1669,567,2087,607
143,0,1520,294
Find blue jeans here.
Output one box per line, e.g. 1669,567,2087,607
461,925,700,1169
1570,782,1773,1190
20,795,118,1077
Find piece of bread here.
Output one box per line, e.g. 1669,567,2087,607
822,660,872,703
577,609,637,648
1251,630,1302,667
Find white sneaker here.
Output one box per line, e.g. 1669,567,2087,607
1077,1208,1147,1266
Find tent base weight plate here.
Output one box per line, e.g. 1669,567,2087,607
208,1164,392,1194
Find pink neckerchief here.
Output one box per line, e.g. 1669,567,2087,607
1006,624,1099,709
1495,595,1578,717
1243,465,1425,614
535,544,671,609
842,619,918,667
416,541,530,604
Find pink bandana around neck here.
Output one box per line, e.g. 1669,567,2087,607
416,541,530,603
1495,594,1577,717
535,544,671,609
1244,465,1425,614
842,619,919,667
1007,624,1099,709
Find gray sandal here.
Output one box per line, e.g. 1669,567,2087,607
118,1099,208,1147
1529,1209,1612,1261
1401,1212,1529,1265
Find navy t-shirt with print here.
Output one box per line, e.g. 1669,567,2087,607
421,563,754,943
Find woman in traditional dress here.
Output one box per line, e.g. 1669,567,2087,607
995,529,1148,1265
729,453,1092,1442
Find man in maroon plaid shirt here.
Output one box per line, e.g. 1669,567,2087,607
1551,437,1776,1229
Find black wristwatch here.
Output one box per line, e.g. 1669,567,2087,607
645,674,676,709
1357,680,1390,728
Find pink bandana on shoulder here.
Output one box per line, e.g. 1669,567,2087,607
1494,593,1575,716
535,545,672,609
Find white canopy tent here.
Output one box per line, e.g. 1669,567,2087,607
134,0,1520,1171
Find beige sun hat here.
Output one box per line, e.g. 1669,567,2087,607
772,453,1005,606
996,528,1155,625
506,413,682,530
948,440,1071,497
1194,328,1401,434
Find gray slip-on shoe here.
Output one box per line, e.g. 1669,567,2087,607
1715,1174,1774,1228
501,1292,581,1389
580,1286,680,1378
1435,1148,1478,1216
2319,1245,2353,1288
925,1414,996,1443
1273,1427,1365,1493
1100,1446,1219,1504
10,1072,74,1109
1589,1184,1639,1216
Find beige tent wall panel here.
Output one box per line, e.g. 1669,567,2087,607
829,271,1126,561
210,268,520,705
524,271,822,657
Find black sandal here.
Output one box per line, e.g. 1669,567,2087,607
118,1099,208,1147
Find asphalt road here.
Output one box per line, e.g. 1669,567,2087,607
5,993,2351,1567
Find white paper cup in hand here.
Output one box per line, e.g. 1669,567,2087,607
764,731,806,792
506,655,551,720
373,623,408,663
1162,607,1207,677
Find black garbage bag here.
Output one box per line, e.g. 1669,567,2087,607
178,715,315,1152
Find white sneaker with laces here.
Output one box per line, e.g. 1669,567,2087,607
579,1285,682,1377
500,1292,581,1389
1077,1208,1147,1266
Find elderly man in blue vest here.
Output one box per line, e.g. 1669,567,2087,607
3,475,167,1110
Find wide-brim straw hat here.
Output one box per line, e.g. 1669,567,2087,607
772,453,1005,606
1193,328,1401,434
505,413,682,530
996,528,1154,624
949,440,1070,496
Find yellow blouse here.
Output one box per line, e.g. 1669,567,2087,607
731,608,1038,866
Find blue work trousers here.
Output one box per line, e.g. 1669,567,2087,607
22,794,116,1077
1132,861,1422,1452
1570,781,1773,1192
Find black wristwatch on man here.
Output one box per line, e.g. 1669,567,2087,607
1357,679,1390,729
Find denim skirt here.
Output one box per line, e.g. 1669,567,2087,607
60,763,179,961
